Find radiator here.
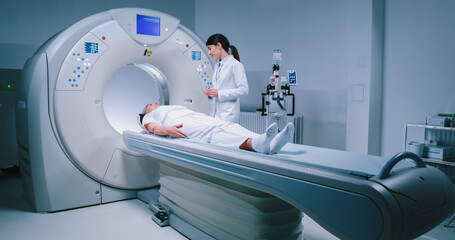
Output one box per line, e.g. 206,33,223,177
239,112,303,144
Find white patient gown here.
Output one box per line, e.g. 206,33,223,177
142,105,259,149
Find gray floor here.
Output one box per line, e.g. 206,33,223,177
0,175,454,240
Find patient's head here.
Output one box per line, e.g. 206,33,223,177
143,102,161,114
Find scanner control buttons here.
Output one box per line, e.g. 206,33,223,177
196,61,212,86
68,54,91,88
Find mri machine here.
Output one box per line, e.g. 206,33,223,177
16,8,455,240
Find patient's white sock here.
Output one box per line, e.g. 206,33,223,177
252,123,278,154
270,123,294,154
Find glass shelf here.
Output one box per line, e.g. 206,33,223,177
422,158,455,167
406,123,455,131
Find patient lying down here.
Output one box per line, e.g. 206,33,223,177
141,103,293,154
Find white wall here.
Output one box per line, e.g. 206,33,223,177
4,0,453,156
381,0,455,157
0,0,195,69
196,0,353,150
345,0,384,155
197,0,455,156
196,0,384,151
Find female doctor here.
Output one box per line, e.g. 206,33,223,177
204,33,248,123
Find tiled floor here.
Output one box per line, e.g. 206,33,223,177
0,174,453,240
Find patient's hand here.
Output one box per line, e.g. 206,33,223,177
166,124,187,138
146,122,187,138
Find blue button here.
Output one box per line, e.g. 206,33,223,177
77,67,80,70
82,58,85,61
68,79,71,82
204,79,206,81
204,72,207,75
77,75,80,78
73,79,76,82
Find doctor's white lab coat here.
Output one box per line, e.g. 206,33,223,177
211,55,248,123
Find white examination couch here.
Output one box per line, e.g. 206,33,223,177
124,130,455,240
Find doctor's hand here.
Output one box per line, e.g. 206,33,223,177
166,124,187,138
204,87,219,98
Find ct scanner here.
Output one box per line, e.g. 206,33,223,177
17,8,213,210
16,8,455,240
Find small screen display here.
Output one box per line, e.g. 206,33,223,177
84,42,98,54
137,14,160,36
192,51,201,61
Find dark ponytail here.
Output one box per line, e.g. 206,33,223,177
206,33,240,62
229,45,240,62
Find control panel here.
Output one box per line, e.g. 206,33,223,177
288,70,297,86
56,32,108,91
184,44,212,89
0,69,19,91
0,69,20,168
0,82,17,90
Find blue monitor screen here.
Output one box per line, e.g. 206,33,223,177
84,42,98,54
192,51,201,61
137,14,160,36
